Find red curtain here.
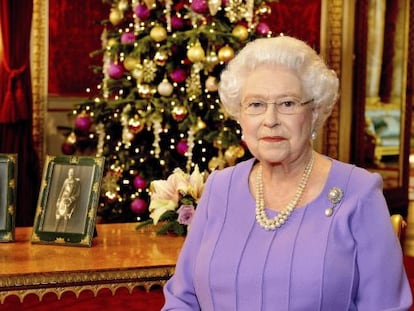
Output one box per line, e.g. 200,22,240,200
0,0,40,226
262,0,321,51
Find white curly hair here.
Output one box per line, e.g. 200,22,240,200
218,35,339,131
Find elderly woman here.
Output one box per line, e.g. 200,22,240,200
161,36,412,310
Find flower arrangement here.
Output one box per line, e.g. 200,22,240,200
137,166,206,236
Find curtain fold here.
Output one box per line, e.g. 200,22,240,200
0,0,40,226
0,0,32,122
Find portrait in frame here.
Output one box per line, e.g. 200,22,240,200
0,154,17,242
31,155,105,247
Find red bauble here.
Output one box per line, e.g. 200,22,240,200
108,62,124,79
75,114,92,132
120,32,135,44
130,198,148,214
256,22,271,36
176,140,188,155
128,117,144,134
134,4,150,20
171,15,185,29
61,142,76,155
133,175,147,189
191,0,208,13
169,68,187,84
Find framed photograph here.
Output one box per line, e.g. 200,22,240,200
0,154,17,242
31,155,105,247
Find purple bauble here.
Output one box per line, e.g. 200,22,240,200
75,114,92,132
120,32,135,44
256,22,270,36
108,62,124,79
176,140,188,155
191,0,208,13
171,15,185,30
61,142,76,155
130,198,148,214
134,4,150,20
133,175,147,189
169,68,187,84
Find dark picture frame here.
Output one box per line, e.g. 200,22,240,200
0,154,17,242
31,155,105,247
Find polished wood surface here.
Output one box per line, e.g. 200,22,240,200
0,223,184,302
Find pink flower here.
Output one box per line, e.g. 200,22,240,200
177,204,195,226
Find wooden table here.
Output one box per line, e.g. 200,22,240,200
0,223,184,303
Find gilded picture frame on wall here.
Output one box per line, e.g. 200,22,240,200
0,154,17,242
31,155,105,247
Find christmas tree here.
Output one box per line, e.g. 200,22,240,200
65,0,277,223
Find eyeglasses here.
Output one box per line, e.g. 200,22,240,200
242,99,314,115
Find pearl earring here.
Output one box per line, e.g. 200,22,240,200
311,130,317,140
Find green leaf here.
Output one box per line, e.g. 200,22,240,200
135,219,154,230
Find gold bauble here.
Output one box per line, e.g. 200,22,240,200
218,45,235,63
224,145,245,165
205,76,218,92
150,25,167,42
232,25,249,41
208,156,226,170
144,0,156,8
213,138,223,149
187,44,206,63
138,84,155,98
109,8,123,26
123,55,140,71
234,145,245,158
157,79,174,97
107,38,118,47
131,66,144,81
128,116,144,134
256,3,271,15
206,51,219,66
171,105,188,122
196,117,207,130
154,51,168,66
66,132,77,144
224,148,238,166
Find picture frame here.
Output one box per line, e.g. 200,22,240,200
31,155,105,247
0,154,17,242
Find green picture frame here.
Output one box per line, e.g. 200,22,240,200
31,155,105,247
0,154,17,242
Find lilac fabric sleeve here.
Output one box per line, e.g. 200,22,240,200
161,170,218,310
346,168,412,309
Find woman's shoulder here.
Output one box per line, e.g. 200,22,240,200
330,158,383,189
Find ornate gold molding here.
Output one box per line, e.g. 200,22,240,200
31,0,48,166
320,0,343,159
0,265,174,303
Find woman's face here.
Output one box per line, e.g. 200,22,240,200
239,65,314,165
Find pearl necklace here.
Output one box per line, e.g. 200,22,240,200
255,154,315,230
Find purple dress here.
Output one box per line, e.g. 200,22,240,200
162,158,412,310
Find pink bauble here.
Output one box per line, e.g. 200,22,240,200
169,68,187,84
176,140,188,155
134,4,150,20
108,62,124,79
256,22,270,36
120,32,135,44
191,0,208,13
61,142,76,155
130,198,148,214
75,114,92,132
133,175,147,189
171,15,185,29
